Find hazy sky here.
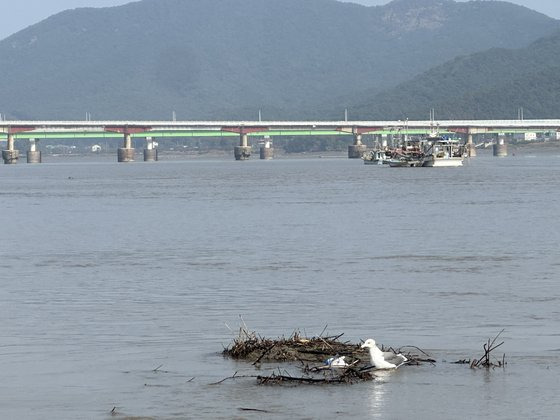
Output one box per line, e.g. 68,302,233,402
1,0,560,40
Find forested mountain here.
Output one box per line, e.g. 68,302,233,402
0,0,557,120
350,30,560,120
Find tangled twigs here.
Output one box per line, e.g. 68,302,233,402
257,367,374,385
223,330,360,363
470,329,506,369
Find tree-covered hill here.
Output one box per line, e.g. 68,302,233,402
350,30,560,120
0,0,557,120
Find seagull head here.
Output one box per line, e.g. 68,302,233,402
361,338,376,349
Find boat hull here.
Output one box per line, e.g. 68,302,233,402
387,159,423,167
422,157,463,167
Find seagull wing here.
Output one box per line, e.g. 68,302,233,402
383,352,408,367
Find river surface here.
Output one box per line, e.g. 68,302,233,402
1,150,559,419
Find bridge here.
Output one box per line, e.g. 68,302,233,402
1,119,559,163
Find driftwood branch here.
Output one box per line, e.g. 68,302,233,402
210,371,240,385
257,367,373,385
398,345,433,358
253,342,277,366
471,330,507,369
239,407,270,413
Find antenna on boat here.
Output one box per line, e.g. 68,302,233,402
429,109,438,137
405,118,409,141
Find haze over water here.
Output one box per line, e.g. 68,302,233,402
1,151,559,418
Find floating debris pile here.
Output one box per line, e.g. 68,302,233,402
225,330,356,364
221,328,435,385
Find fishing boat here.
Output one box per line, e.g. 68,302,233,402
362,149,390,165
386,138,425,167
422,137,466,167
362,121,467,168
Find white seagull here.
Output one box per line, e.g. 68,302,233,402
361,338,408,369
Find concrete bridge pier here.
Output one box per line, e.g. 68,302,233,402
2,134,20,164
493,134,508,157
466,131,477,157
27,138,41,163
348,132,367,158
118,133,135,162
234,133,251,160
259,138,274,160
143,137,158,161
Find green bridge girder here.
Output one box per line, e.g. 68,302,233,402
0,128,545,141
0,129,457,141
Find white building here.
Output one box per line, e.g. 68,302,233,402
524,132,537,141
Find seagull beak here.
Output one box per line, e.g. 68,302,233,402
360,343,367,348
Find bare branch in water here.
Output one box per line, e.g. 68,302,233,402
239,407,270,413
471,330,507,369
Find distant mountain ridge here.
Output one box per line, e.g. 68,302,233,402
351,29,560,120
0,0,557,120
